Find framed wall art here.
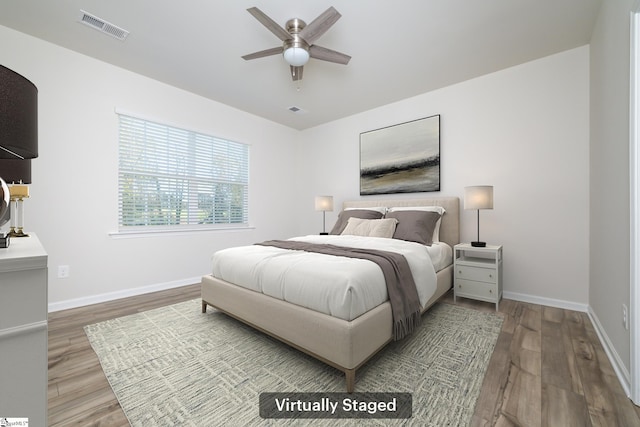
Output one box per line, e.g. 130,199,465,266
360,114,440,195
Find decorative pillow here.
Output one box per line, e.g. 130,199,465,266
385,210,442,246
387,206,446,242
341,217,398,238
329,209,384,235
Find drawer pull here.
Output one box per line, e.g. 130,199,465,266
489,289,493,293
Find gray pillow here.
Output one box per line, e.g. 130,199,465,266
329,209,384,235
386,210,442,245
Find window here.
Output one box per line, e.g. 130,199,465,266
117,113,249,231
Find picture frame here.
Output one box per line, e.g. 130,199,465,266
360,114,440,195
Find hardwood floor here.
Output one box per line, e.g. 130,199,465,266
48,285,640,426
445,295,640,427
48,284,201,426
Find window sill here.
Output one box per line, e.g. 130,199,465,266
108,225,255,239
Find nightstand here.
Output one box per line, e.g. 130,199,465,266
453,243,503,311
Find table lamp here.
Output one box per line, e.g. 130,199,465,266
314,195,334,235
464,186,494,247
0,65,38,246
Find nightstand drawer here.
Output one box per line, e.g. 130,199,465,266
456,265,497,283
455,279,498,300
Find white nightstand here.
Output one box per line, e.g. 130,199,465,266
453,243,503,311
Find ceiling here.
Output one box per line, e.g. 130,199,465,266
0,1,602,130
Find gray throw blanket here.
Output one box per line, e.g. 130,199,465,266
255,240,422,340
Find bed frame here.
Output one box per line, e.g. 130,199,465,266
201,197,460,392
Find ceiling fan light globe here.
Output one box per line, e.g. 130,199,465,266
283,47,309,66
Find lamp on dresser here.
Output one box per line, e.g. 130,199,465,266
0,64,38,247
464,185,493,247
315,195,333,235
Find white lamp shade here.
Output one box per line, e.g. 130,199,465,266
464,186,494,210
283,47,310,66
314,195,334,212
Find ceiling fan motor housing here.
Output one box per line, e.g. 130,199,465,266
285,18,306,34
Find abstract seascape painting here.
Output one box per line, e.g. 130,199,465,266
360,115,440,195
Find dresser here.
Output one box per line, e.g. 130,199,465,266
453,243,503,311
0,234,48,425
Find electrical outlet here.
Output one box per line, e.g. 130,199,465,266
623,304,629,330
58,265,70,279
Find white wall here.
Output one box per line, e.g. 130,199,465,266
296,46,591,308
0,24,592,313
589,0,635,384
0,25,300,310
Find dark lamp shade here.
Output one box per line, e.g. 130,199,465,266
0,65,38,159
0,158,31,183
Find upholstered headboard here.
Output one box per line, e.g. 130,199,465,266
342,197,460,249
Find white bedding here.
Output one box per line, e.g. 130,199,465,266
211,235,452,321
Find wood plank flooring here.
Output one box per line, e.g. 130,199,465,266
48,285,201,426
48,285,640,426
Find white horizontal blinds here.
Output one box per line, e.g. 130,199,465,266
118,114,249,229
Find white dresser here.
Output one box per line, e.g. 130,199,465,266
0,234,48,425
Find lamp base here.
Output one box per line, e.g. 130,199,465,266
319,232,329,235
471,241,486,247
8,228,28,238
0,232,9,248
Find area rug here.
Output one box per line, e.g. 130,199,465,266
85,299,503,426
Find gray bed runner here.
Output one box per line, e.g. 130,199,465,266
255,240,422,340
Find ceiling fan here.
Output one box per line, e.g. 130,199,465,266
242,6,351,81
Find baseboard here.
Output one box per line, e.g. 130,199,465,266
503,291,589,312
587,306,632,399
48,276,202,313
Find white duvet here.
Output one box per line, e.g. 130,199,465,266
211,235,452,321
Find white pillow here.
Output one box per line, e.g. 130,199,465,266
387,206,446,242
387,206,446,214
341,217,398,238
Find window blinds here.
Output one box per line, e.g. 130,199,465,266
118,114,249,229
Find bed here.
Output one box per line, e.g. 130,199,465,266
201,197,459,392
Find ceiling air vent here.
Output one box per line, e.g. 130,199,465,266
78,10,129,41
288,106,307,114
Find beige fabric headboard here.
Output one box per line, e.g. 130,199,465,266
342,197,460,249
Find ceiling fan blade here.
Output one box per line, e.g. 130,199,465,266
247,7,291,42
298,6,341,45
309,45,351,65
242,46,283,61
290,65,303,81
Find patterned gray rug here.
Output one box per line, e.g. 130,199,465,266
85,299,503,426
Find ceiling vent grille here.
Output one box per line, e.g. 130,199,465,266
288,106,307,114
79,10,129,41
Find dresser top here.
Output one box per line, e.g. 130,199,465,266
0,234,47,272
